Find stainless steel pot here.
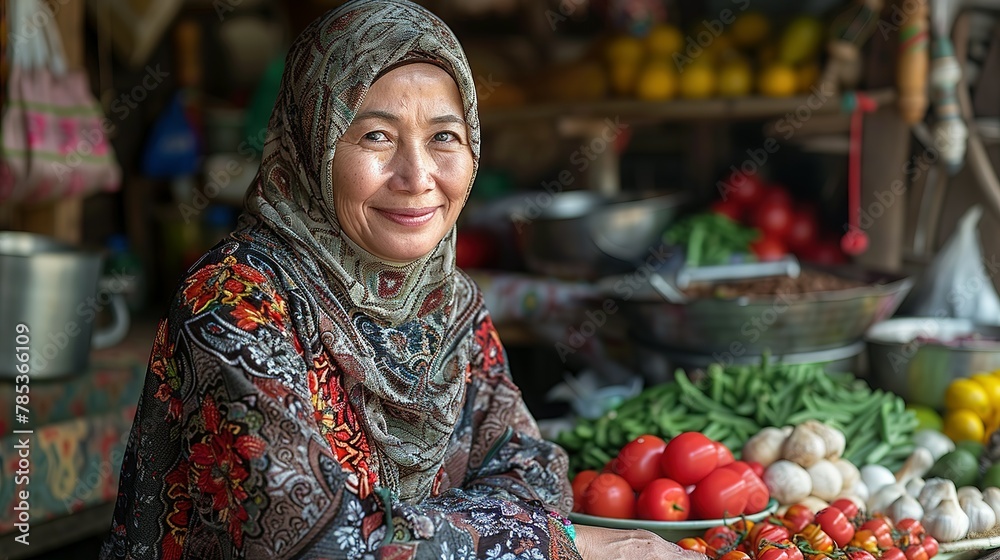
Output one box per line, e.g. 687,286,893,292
514,190,687,280
0,232,130,379
866,317,1000,409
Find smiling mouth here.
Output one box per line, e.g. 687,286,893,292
376,207,439,226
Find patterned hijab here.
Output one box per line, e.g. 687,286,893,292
242,0,481,502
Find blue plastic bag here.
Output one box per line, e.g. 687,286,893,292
141,91,200,177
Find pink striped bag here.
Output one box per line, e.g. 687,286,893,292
1,0,121,204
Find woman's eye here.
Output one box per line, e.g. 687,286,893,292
363,131,389,142
433,131,459,143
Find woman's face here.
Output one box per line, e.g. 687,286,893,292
333,63,474,263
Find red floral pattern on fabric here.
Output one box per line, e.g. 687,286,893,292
186,395,266,549
149,319,184,422
473,313,505,371
308,352,377,498
181,255,289,333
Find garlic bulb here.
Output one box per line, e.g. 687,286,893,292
850,479,870,503
833,459,860,491
807,459,844,501
801,420,846,461
924,498,970,542
743,427,788,468
781,424,827,468
801,496,830,513
888,493,924,522
764,460,813,505
919,478,958,512
913,429,955,462
962,497,997,534
896,447,935,484
861,464,897,495
957,486,984,504
983,487,1000,520
906,477,926,499
869,483,907,515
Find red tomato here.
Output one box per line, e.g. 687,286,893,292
612,434,667,492
746,461,765,478
581,473,636,519
714,442,735,467
690,468,748,520
721,170,765,206
799,523,834,553
720,552,751,560
704,526,740,557
847,552,876,560
922,535,939,557
721,461,769,514
570,470,598,513
712,198,744,222
815,507,855,548
758,541,804,560
636,478,689,521
677,537,709,554
750,234,787,262
840,228,869,255
905,544,929,560
782,503,815,533
829,497,861,523
860,518,894,549
455,229,495,269
882,548,906,560
750,522,791,552
785,206,818,250
897,519,926,544
752,187,793,237
661,432,719,486
799,236,847,265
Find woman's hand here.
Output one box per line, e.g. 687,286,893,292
573,525,708,560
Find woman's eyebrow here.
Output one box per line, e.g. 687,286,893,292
429,115,466,126
353,111,466,126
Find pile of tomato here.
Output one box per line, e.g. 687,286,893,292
677,497,940,560
571,432,770,521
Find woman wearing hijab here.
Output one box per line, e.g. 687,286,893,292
101,1,702,558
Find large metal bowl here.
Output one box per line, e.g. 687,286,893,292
616,267,913,355
513,190,687,280
866,318,1000,409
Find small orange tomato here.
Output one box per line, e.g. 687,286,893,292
799,523,834,553
677,537,709,554
850,529,880,554
720,552,751,560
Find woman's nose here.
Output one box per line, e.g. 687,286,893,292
388,142,435,193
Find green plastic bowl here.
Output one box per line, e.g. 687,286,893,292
568,499,779,542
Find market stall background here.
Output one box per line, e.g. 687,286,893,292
2,0,1000,558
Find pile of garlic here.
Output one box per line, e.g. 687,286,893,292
746,421,867,512
863,430,1000,542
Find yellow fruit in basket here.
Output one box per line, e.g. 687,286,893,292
946,378,993,419
944,409,986,443
731,12,771,48
635,60,678,100
972,373,1000,416
758,63,798,97
797,61,820,93
779,16,824,65
717,59,753,97
679,62,716,99
646,24,683,57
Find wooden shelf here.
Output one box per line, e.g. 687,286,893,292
479,88,897,127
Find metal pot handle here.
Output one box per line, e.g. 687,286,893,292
92,287,130,350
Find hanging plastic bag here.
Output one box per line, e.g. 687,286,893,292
141,91,200,178
899,205,1000,324
0,0,121,203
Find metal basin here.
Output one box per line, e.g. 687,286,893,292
617,268,913,355
866,317,1000,409
514,190,687,280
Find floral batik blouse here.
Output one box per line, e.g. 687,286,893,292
100,234,581,560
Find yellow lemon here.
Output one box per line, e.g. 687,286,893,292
971,373,1000,417
635,60,678,101
779,16,824,65
797,62,820,93
606,34,645,65
946,378,993,419
679,63,716,99
731,12,771,48
646,24,684,57
758,63,798,97
717,59,753,97
944,409,986,443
